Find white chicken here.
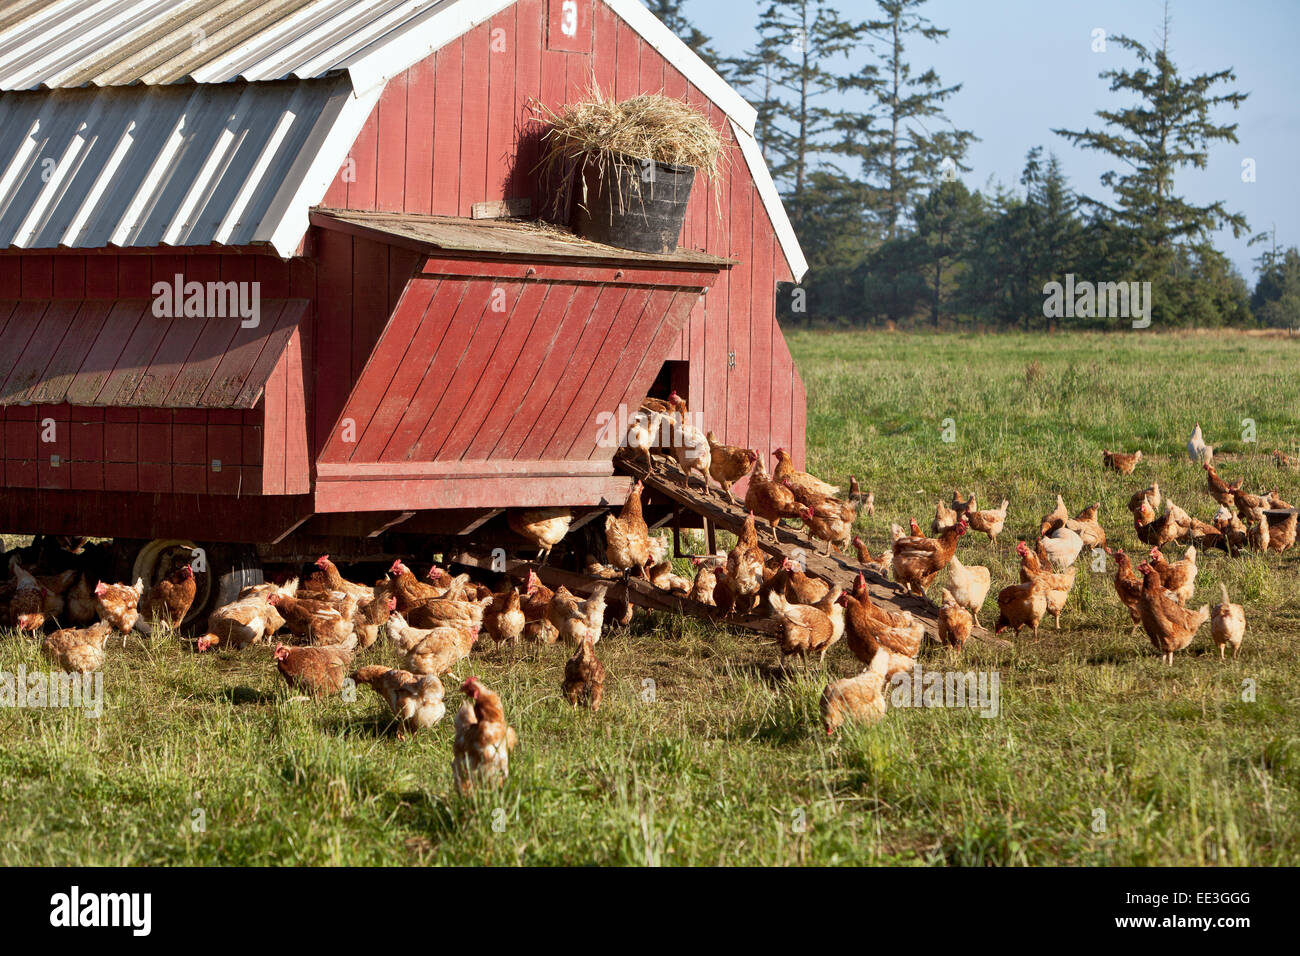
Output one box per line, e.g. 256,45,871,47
627,409,661,471
945,553,991,625
546,583,609,645
672,419,712,492
351,666,446,736
1038,525,1084,569
196,580,294,651
1188,423,1213,464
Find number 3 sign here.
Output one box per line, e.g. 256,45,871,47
548,0,589,52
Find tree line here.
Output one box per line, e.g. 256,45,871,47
648,0,1300,330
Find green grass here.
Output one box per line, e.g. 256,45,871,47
3,330,1299,865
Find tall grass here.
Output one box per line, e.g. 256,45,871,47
0,331,1297,865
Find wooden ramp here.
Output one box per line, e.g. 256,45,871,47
452,550,783,637
457,454,947,641
619,455,943,639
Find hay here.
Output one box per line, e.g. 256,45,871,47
532,86,729,212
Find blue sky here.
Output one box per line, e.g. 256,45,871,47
673,0,1299,280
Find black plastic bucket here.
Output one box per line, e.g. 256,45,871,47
573,156,695,254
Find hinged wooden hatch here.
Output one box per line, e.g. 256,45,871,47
0,297,309,496
310,210,730,511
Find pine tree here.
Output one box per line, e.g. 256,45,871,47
791,170,877,323
911,180,983,326
645,0,725,73
1251,239,1300,328
1053,7,1248,321
1021,148,1084,330
850,0,977,239
959,184,1031,328
728,0,869,226
860,235,927,327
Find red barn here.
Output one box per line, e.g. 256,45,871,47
0,0,808,610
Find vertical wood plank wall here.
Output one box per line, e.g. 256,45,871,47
0,251,314,494
317,0,807,467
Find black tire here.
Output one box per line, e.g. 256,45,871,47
184,543,263,636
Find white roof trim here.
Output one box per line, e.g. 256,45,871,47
605,0,756,133
731,119,807,283
0,0,804,273
262,81,382,255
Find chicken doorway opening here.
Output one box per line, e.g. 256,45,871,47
647,360,689,406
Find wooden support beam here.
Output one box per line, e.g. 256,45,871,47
472,198,532,219
367,510,416,538
458,508,504,536
313,475,630,511
566,508,607,535
617,454,945,639
450,550,779,636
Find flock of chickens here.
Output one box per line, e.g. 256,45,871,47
6,547,546,794
609,413,1285,733
1,410,1291,779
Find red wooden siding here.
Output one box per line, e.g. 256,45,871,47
320,0,806,466
2,403,261,496
317,261,710,480
0,252,314,494
547,0,592,53
0,297,305,410
309,231,424,455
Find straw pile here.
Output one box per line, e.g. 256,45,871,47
534,87,728,208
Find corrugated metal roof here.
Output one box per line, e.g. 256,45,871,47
312,209,735,268
0,0,805,277
0,295,308,408
0,76,378,255
0,0,516,93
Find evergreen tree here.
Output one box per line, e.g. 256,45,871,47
859,234,927,327
644,0,725,72
1251,243,1300,328
1162,245,1252,328
960,185,1036,330
728,0,869,226
911,180,983,326
1021,148,1084,330
1054,8,1248,325
791,170,878,323
850,0,977,239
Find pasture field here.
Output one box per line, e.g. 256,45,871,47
2,331,1298,866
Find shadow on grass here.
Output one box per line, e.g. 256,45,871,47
1085,648,1142,666
318,711,402,739
386,788,460,844
185,685,278,706
730,658,811,688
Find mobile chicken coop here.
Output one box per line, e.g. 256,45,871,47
0,0,809,621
